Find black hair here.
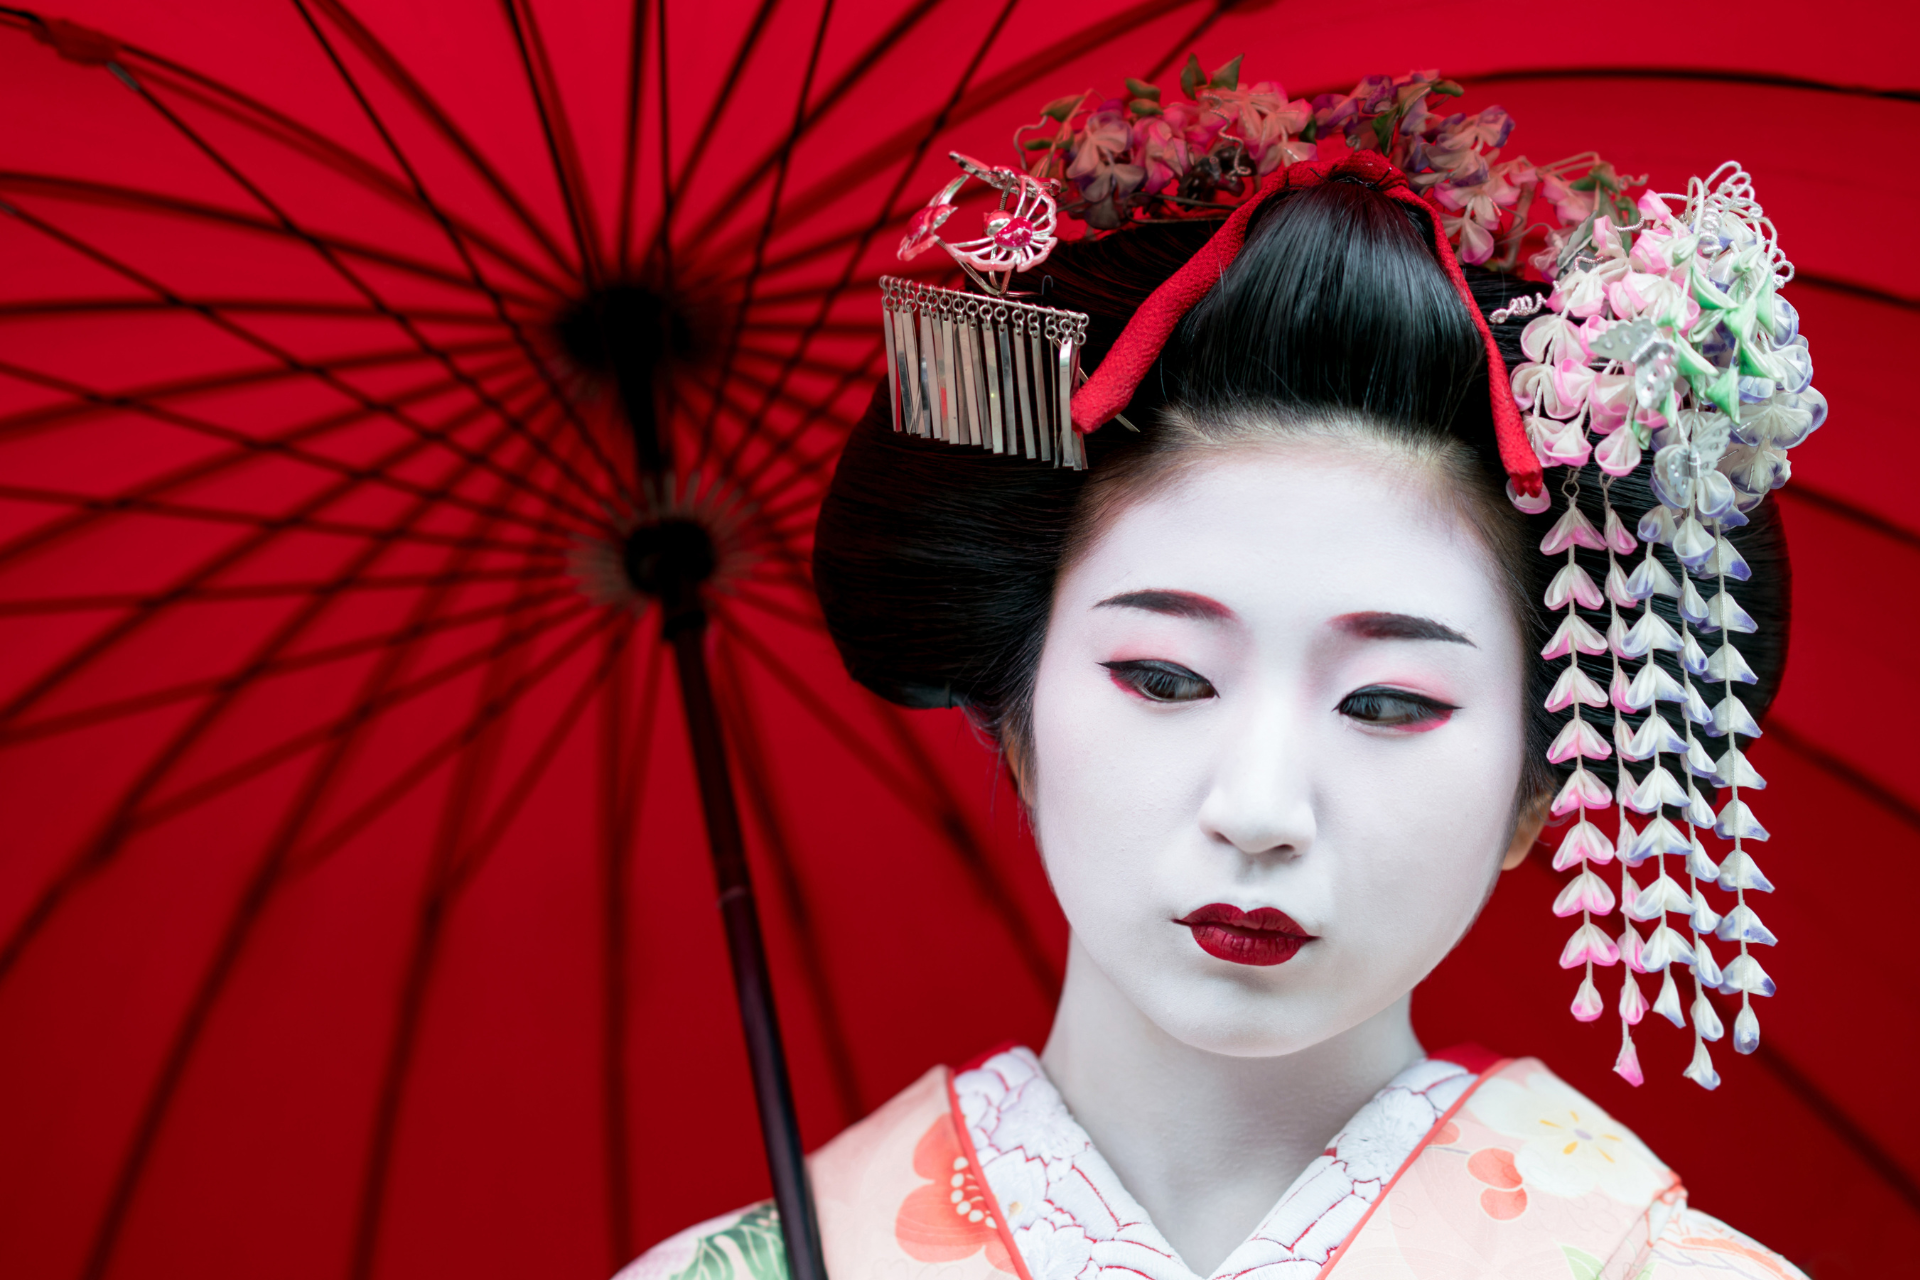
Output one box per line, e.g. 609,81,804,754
813,176,1789,811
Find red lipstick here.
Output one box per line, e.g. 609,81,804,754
1176,903,1314,966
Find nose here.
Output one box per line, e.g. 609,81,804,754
1196,693,1317,859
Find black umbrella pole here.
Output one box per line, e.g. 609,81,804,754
664,602,830,1280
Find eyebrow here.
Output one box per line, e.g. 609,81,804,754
1094,589,1236,621
1334,611,1475,646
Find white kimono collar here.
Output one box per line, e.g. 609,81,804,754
951,1048,1473,1280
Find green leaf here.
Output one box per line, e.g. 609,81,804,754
1561,1244,1605,1280
1129,98,1163,118
1180,53,1206,100
1041,94,1082,122
1209,54,1243,90
1371,113,1395,150
673,1204,789,1280
1433,79,1466,97
1124,77,1161,102
1021,137,1063,150
1300,117,1318,143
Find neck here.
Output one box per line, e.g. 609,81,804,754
1038,935,1423,1279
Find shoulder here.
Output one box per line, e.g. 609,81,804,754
614,1202,787,1280
1437,1056,1804,1279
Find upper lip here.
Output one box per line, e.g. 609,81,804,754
1175,903,1314,935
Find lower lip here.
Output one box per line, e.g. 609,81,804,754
1183,924,1311,966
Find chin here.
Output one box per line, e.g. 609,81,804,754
1136,979,1349,1059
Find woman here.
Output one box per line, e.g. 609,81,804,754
625,68,1811,1280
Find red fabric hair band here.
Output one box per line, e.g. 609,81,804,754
1067,150,1544,498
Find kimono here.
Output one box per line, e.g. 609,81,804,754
619,1046,1804,1280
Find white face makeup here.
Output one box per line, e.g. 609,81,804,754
1027,435,1531,1058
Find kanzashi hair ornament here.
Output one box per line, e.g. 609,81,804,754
884,152,1088,468
1520,161,1819,1090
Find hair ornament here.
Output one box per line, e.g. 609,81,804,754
882,153,1089,467
1526,162,1820,1089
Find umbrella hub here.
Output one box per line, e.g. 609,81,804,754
622,517,717,609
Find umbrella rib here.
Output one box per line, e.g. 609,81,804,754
614,0,648,277
286,0,631,501
0,483,566,562
715,610,1061,1001
1791,271,1920,313
711,632,866,1126
725,340,885,499
0,351,587,547
1763,717,1920,836
0,298,501,325
0,426,563,986
637,0,946,267
295,0,584,282
726,582,1061,1002
651,0,675,293
0,202,613,528
716,0,1022,475
0,564,568,618
691,0,838,477
1142,1,1237,80
643,0,780,275
0,405,549,730
0,174,556,309
76,489,588,1280
0,337,526,441
723,581,830,634
348,542,612,1280
0,360,548,572
869,700,1061,998
685,0,1206,275
0,588,579,748
708,612,934,814
16,17,575,297
1731,1005,1920,1215
0,359,576,545
281,607,631,881
129,600,604,841
1454,64,1920,103
499,0,606,284
1777,482,1920,550
96,64,620,519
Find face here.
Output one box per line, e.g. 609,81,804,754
1027,435,1531,1057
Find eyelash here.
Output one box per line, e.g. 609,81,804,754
1338,686,1458,729
1102,660,1216,703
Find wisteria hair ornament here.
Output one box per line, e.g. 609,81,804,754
878,61,1822,1088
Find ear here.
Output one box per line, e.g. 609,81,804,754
1501,796,1552,872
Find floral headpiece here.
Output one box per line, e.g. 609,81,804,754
878,68,1820,1090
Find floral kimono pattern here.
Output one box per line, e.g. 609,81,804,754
618,1050,1804,1280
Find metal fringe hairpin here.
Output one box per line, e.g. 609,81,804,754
881,153,1089,469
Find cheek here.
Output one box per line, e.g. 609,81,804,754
1026,643,1197,916
1326,705,1526,941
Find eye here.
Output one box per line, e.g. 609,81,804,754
1102,659,1217,704
1338,685,1457,729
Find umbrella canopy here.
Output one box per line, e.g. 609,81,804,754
0,3,1913,1279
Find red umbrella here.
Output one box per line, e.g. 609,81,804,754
0,3,1913,1279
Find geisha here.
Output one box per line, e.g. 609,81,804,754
622,65,1817,1280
